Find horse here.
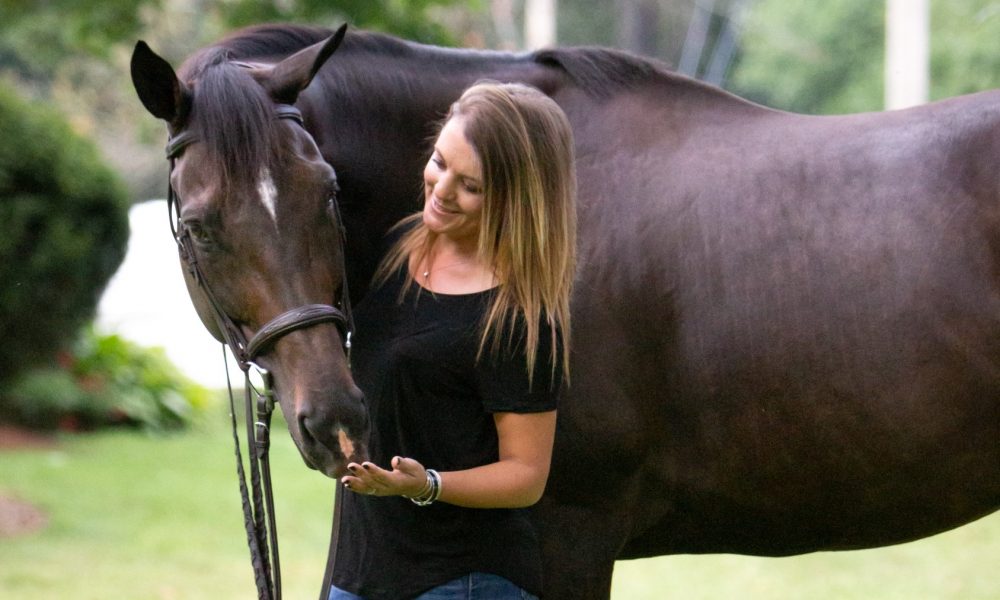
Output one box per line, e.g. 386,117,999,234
130,23,1000,599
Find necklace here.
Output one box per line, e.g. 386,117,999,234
421,258,475,280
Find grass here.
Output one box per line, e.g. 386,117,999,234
0,407,335,599
1,408,998,599
613,518,1000,599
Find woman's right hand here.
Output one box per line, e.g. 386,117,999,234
341,456,428,498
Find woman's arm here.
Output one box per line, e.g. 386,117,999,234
341,410,557,508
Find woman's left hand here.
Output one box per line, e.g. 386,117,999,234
341,456,428,498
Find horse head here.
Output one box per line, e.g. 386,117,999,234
129,25,368,478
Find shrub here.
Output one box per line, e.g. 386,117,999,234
0,84,129,389
2,328,210,431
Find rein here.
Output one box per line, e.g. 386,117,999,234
165,103,353,600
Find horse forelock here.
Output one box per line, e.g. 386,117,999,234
180,50,281,197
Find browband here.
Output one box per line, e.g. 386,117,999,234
165,104,304,159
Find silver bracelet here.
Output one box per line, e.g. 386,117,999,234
410,469,441,506
428,469,442,503
404,475,432,500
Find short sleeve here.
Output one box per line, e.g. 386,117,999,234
474,316,563,413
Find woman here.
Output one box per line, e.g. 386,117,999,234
331,81,576,600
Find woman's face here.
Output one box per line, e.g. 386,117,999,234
422,116,485,244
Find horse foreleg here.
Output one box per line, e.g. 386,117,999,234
534,499,626,600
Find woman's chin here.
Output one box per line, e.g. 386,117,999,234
422,210,459,235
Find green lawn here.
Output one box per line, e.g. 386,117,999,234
1,411,997,599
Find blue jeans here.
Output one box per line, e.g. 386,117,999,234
329,572,539,600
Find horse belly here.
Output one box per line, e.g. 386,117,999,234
567,116,1000,556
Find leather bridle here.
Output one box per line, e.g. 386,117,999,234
166,104,354,369
165,103,354,600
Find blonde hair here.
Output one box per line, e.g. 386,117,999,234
378,81,577,385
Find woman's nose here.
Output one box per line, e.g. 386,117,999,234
434,174,455,199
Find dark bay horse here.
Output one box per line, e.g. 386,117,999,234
131,24,1000,599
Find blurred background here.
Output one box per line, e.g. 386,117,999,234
1,1,998,598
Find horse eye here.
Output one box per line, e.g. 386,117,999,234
186,222,213,247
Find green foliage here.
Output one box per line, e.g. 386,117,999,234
0,0,476,201
214,0,464,44
729,1,884,114
0,86,129,385
729,0,1000,115
0,0,468,77
558,0,621,48
929,2,1000,98
2,328,210,431
0,0,158,78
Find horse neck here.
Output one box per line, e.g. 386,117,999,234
299,36,758,296
302,41,555,294
312,40,552,157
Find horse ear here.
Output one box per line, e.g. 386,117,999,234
130,41,192,127
260,24,348,104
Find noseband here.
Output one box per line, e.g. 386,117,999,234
165,103,353,600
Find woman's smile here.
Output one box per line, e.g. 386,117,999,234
421,116,484,241
431,196,460,214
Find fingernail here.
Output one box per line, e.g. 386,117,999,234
362,463,371,470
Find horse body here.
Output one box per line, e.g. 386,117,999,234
538,82,1000,591
132,25,999,599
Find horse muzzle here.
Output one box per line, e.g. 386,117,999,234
291,386,369,479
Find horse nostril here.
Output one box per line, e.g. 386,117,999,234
300,413,363,462
299,413,323,442
295,388,368,464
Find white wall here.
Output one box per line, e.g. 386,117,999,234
96,200,244,388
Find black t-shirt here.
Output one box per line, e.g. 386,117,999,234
331,268,561,600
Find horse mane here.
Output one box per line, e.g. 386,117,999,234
213,23,424,62
172,23,712,193
212,24,332,59
532,46,667,99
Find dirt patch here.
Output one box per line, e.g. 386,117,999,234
0,424,57,450
0,493,48,537
0,425,54,537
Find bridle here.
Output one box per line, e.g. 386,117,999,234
165,103,354,600
166,104,354,368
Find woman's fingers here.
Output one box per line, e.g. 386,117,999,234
392,456,425,477
342,462,383,495
391,456,429,497
361,461,392,483
341,458,428,497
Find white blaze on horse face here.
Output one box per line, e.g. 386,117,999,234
257,168,278,225
337,427,356,461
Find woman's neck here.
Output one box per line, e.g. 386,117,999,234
417,237,496,294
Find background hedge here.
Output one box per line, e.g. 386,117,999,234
0,85,129,393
